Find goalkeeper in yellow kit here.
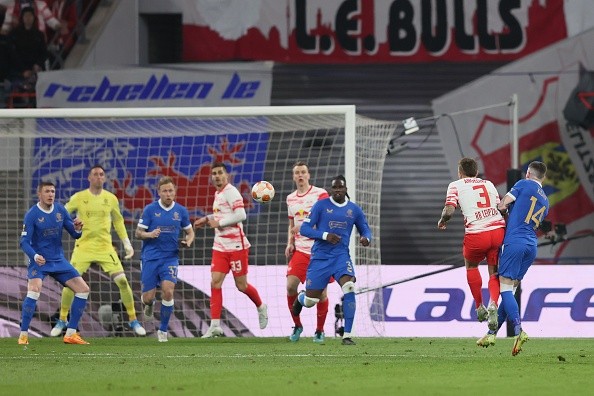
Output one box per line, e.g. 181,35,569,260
51,165,146,336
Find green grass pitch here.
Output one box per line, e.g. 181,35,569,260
2,337,593,396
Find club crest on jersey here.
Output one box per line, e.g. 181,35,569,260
55,213,63,222
346,209,353,218
173,212,180,220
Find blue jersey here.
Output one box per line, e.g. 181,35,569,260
138,200,191,261
504,179,549,246
20,203,82,263
300,197,372,259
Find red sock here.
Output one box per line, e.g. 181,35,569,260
316,298,329,332
466,268,483,308
211,287,222,319
242,283,263,307
287,294,302,327
488,273,500,305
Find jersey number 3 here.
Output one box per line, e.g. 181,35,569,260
472,185,491,208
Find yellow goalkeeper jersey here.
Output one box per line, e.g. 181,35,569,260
65,189,129,254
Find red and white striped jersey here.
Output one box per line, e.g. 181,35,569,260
212,183,250,252
444,178,506,234
287,185,329,254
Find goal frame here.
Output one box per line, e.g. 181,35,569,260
1,104,395,338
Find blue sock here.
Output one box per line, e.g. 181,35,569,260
501,290,521,336
160,301,174,332
342,292,356,333
20,297,38,331
68,295,88,329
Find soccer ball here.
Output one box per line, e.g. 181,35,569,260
251,181,275,203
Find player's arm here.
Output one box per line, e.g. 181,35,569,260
216,206,246,227
180,208,194,247
437,205,456,229
285,217,295,258
355,207,372,246
135,225,160,240
19,212,38,262
209,189,246,228
181,225,195,248
110,196,133,259
135,210,160,240
299,202,325,241
62,207,83,239
64,193,77,214
194,216,209,229
438,183,457,229
498,193,516,213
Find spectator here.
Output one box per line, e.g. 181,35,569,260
8,5,47,94
1,1,8,16
1,0,61,41
47,0,76,53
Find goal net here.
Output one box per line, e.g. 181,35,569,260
0,106,396,339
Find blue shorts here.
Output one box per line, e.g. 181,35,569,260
498,242,537,281
305,253,354,290
141,257,179,292
28,258,81,285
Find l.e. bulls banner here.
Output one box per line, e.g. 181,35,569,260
434,28,594,262
179,0,570,63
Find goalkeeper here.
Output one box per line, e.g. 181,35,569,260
51,165,146,337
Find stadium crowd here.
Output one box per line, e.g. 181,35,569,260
0,0,98,108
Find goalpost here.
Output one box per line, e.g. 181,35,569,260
0,105,396,339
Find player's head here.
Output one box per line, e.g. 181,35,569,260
526,161,547,181
88,165,106,189
458,157,479,178
37,181,56,206
211,161,229,190
292,160,310,188
157,176,176,207
330,175,347,203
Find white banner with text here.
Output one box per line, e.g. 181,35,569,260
36,62,272,108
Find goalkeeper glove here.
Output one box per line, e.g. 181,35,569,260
123,238,134,260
